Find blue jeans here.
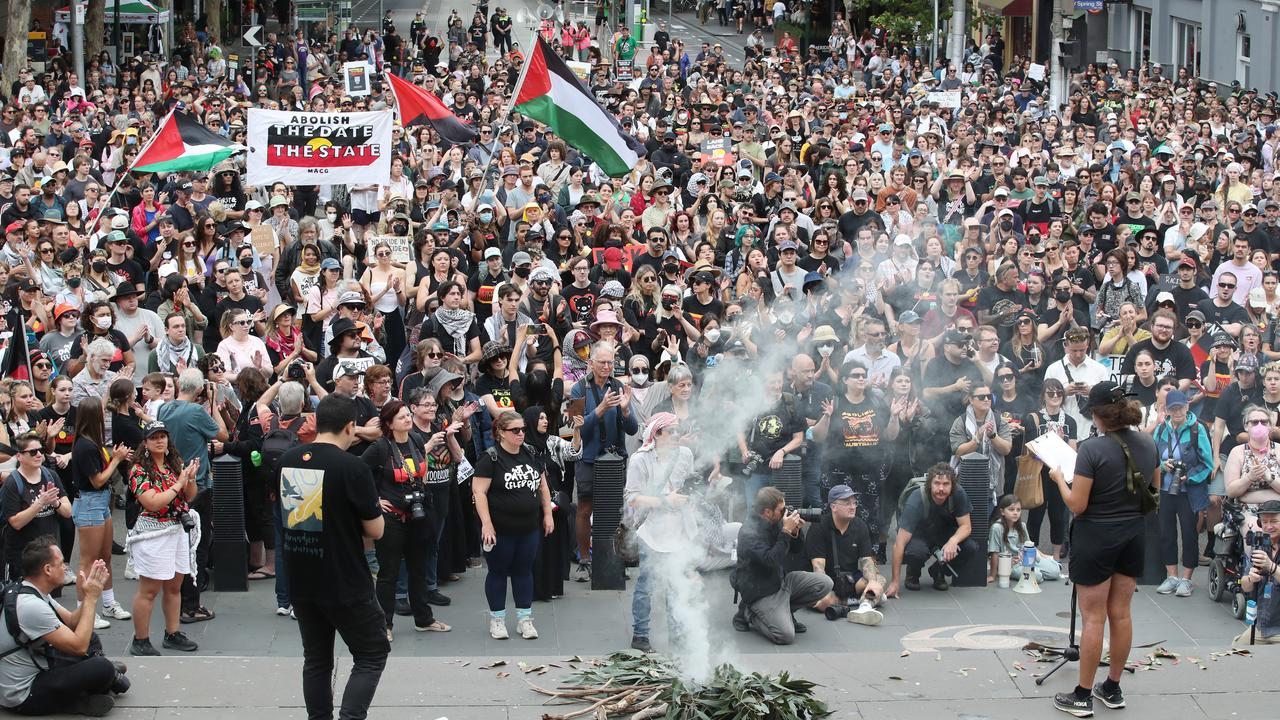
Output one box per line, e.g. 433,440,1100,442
744,472,773,511
272,501,289,608
484,529,540,612
631,546,675,639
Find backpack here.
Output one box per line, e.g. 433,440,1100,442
262,415,306,476
897,476,927,514
0,582,55,665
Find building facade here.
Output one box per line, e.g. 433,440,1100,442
1096,0,1280,91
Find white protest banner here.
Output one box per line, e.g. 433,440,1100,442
925,90,962,108
365,234,412,264
344,61,371,97
245,109,392,186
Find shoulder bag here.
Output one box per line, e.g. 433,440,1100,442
1014,413,1045,509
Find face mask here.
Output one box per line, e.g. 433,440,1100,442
513,266,531,278
479,211,493,223
1250,422,1270,443
777,311,795,325
818,343,834,357
94,316,112,330
632,372,649,386
239,256,253,269
326,212,337,223
393,223,408,235
704,328,721,344
527,369,548,389
1000,220,1013,231
67,276,81,288
661,298,677,310
663,263,679,274
91,260,107,273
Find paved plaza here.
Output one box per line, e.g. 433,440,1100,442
37,528,1278,719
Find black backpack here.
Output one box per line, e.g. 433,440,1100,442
0,582,52,663
261,415,306,476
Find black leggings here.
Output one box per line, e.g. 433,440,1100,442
14,656,117,715
1158,490,1199,570
1027,471,1068,547
374,513,437,629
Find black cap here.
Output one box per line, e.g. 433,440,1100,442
1087,380,1133,409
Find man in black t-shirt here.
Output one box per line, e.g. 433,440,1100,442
102,230,145,292
887,464,979,595
209,269,265,352
278,394,387,720
1121,310,1197,389
805,485,885,624
1195,271,1249,338
739,368,806,507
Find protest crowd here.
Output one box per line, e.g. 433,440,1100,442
0,0,1278,716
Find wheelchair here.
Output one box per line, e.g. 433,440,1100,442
1207,501,1250,619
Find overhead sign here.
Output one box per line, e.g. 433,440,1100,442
245,110,392,186
243,25,263,47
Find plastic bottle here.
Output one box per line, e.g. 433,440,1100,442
1245,599,1257,626
250,451,262,468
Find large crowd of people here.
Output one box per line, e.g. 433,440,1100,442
0,2,1277,717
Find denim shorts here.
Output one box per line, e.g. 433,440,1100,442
72,489,112,528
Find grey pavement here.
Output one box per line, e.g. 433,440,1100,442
38,508,1270,718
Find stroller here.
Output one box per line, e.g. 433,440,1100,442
1207,501,1251,619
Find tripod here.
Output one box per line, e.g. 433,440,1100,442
1035,580,1080,686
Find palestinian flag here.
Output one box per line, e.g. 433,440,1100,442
512,37,644,177
133,111,240,173
385,72,477,144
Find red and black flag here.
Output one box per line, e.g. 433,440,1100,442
384,72,478,144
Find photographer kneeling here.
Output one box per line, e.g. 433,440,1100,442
886,464,981,595
805,485,885,625
0,537,129,716
1234,500,1280,647
732,487,833,645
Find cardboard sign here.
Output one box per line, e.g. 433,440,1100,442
616,59,634,82
925,90,962,108
366,234,412,264
251,226,277,256
566,60,592,81
344,61,371,97
699,137,734,166
590,244,646,273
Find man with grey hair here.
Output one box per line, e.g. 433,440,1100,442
568,341,639,582
70,338,119,406
158,368,229,625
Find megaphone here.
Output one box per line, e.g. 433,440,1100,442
1011,541,1042,594
536,3,557,20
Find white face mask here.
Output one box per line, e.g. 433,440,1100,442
631,372,648,386
818,344,834,357
777,311,794,325
326,212,338,223
703,328,721,344
94,316,112,330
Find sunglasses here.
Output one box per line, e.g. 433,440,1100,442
16,449,44,457
505,426,526,434
971,393,992,400
998,375,1016,381
1248,419,1271,427
847,373,867,379
1186,321,1203,329
1045,390,1064,397
1220,283,1237,289
375,251,391,258
232,319,253,326
630,367,649,375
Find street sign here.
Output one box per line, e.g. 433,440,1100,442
243,25,263,47
1074,0,1104,8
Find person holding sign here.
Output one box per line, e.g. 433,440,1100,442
361,241,409,375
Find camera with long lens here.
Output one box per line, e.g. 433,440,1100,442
176,510,197,532
739,451,764,477
1167,460,1189,495
402,490,428,522
785,505,824,520
287,361,306,381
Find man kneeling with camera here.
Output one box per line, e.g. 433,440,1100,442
1235,500,1280,647
732,487,833,645
0,536,129,716
805,485,886,625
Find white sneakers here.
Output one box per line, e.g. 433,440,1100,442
93,614,111,630
847,600,883,626
490,616,538,639
62,569,76,586
489,617,509,640
1156,576,1180,594
101,601,132,620
516,617,538,639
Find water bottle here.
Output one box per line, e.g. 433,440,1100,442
250,451,262,468
1245,599,1257,626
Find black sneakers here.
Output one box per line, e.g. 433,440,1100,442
1053,690,1094,717
163,631,199,652
129,637,160,657
732,604,750,632
1092,682,1125,709
395,598,411,616
73,694,114,717
425,590,452,606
